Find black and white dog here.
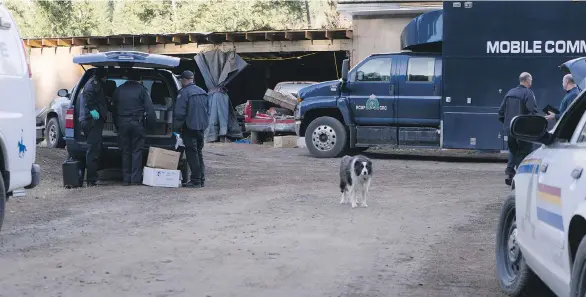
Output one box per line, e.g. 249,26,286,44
339,155,373,208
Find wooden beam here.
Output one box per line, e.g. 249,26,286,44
42,38,57,47
156,35,171,44
88,37,107,46
245,32,263,42
139,36,155,45
57,38,72,47
346,30,353,39
122,37,136,45
84,39,352,55
107,37,123,46
305,31,315,40
325,30,334,40
27,39,42,48
172,34,188,44
188,33,201,43
72,37,86,46
206,33,224,44
285,31,302,41
226,33,237,42
265,32,278,41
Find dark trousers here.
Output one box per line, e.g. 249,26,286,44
506,135,533,175
118,118,145,183
81,119,104,184
184,129,205,184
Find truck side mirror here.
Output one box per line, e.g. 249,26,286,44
510,115,553,145
341,59,350,82
57,89,69,98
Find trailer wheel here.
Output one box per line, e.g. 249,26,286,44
305,116,347,158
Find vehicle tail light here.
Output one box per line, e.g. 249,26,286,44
21,40,32,78
244,101,252,121
65,108,74,129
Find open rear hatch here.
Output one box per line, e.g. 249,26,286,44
73,51,180,69
560,57,586,91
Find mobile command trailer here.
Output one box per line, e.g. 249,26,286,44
294,1,586,158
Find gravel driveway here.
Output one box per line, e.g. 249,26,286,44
0,145,510,297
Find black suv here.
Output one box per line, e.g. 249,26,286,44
59,51,190,180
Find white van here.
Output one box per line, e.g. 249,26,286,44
0,2,40,231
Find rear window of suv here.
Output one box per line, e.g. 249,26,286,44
109,78,172,106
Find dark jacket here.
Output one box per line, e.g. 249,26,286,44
498,85,538,135
174,83,209,131
79,77,108,122
555,86,580,120
112,81,156,125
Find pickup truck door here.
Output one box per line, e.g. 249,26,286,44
396,56,441,127
346,55,397,125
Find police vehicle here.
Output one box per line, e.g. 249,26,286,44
496,57,586,297
0,2,41,231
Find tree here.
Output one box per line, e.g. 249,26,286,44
5,0,349,39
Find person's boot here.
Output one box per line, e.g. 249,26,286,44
182,181,202,188
504,167,515,186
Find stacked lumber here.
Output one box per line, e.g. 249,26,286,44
263,89,297,111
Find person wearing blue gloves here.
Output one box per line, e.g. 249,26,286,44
79,67,108,187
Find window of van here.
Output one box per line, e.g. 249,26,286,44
407,57,435,82
0,9,24,77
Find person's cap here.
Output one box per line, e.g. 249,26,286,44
179,70,194,80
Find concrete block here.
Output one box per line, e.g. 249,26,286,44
274,136,297,148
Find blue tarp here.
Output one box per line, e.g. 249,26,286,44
194,50,248,142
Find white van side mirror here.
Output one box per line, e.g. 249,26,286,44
57,89,69,98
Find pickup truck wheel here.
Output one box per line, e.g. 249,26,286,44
46,117,65,149
305,116,347,158
570,235,586,296
496,194,548,296
0,173,5,232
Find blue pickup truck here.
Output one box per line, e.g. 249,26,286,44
294,1,586,158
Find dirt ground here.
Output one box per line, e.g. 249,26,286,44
0,145,511,297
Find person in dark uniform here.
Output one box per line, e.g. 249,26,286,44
79,67,108,187
112,72,156,186
174,70,209,188
498,72,538,186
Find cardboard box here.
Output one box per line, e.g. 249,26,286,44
274,136,298,148
146,147,180,170
142,167,181,188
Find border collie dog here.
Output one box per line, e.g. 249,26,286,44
339,155,373,208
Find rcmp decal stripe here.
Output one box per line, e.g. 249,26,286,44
536,183,564,231
536,208,564,231
517,159,541,175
